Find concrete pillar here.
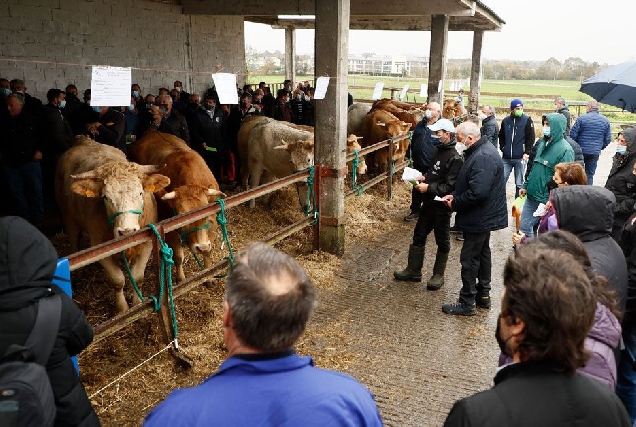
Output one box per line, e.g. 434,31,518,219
315,0,349,256
468,30,484,114
427,14,448,104
285,27,296,83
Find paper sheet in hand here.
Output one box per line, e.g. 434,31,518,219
91,66,131,107
372,82,384,100
434,196,445,202
400,84,409,100
420,84,427,97
314,77,330,99
212,73,238,104
402,166,422,185
533,203,547,217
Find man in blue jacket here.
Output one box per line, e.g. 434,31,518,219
498,99,535,198
570,100,612,185
441,122,508,315
145,242,383,427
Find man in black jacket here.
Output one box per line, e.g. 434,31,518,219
444,244,630,427
87,106,127,154
441,122,507,315
0,93,45,226
555,96,572,136
479,105,498,147
191,94,226,179
394,119,463,290
0,216,100,426
156,94,190,144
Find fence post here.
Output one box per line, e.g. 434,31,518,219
387,139,394,200
313,164,321,251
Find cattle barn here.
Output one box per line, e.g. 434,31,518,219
0,0,503,253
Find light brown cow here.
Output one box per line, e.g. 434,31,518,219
346,134,367,176
55,136,170,313
129,130,226,283
443,99,464,119
371,98,423,113
360,109,412,172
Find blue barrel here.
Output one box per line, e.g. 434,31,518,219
52,258,79,375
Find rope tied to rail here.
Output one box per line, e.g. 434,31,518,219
213,198,234,278
304,166,319,225
175,208,210,270
408,131,414,167
350,150,365,196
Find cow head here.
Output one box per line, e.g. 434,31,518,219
274,138,314,171
161,184,226,253
442,100,463,119
375,120,412,162
70,163,170,238
346,134,367,175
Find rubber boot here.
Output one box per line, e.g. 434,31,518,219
426,251,448,290
393,245,425,282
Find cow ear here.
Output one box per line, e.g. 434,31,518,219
143,174,170,193
302,140,314,150
70,179,103,198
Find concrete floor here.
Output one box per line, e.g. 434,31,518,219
311,142,617,426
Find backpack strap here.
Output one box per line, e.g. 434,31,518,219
24,294,62,366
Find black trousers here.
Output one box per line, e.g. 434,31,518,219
412,203,451,253
409,185,425,214
459,231,492,305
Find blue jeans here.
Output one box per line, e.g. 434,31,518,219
502,158,525,197
3,161,44,224
617,315,636,423
519,196,541,238
583,153,600,185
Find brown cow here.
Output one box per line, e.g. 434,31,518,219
360,109,412,172
443,99,464,120
371,98,423,113
55,136,170,313
346,134,367,176
129,130,226,283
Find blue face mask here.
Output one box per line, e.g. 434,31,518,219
1,88,10,97
542,125,551,137
59,100,66,109
132,90,140,98
617,145,628,155
92,106,101,113
127,104,135,111
145,103,152,110
431,134,442,146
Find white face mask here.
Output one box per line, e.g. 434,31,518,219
479,113,487,121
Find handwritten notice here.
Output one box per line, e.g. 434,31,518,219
212,73,238,104
91,66,131,107
400,84,409,100
372,82,384,100
313,77,330,99
420,83,426,97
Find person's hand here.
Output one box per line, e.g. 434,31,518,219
519,188,527,197
512,231,525,246
416,176,426,183
441,194,454,210
522,153,529,161
202,142,208,149
86,122,100,135
415,182,428,193
33,150,42,161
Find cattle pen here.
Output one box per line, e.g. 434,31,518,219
66,132,412,410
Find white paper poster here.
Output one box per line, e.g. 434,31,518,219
313,77,330,99
420,84,427,97
372,82,384,100
90,66,131,107
212,73,238,104
399,84,409,100
438,80,443,93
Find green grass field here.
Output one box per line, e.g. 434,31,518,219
247,74,636,127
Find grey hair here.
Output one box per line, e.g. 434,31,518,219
484,105,496,115
225,242,316,352
456,121,481,139
587,100,599,110
156,94,172,104
555,97,566,105
7,93,25,105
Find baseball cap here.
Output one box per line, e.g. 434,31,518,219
510,98,523,109
428,118,455,133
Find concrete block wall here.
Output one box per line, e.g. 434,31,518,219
0,0,245,101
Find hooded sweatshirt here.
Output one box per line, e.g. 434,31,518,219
552,186,628,314
0,216,100,427
524,113,575,204
605,126,636,243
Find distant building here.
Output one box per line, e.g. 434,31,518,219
348,55,429,76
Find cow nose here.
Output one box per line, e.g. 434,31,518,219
194,242,212,253
115,226,139,237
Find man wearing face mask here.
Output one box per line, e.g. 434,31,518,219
191,94,226,179
479,105,498,147
290,89,306,125
86,105,127,154
605,127,636,244
498,99,534,198
123,96,140,140
404,101,442,222
304,88,315,127
394,119,463,289
518,113,574,238
444,244,631,427
225,92,260,185
9,79,42,114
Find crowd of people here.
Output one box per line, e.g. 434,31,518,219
0,78,324,227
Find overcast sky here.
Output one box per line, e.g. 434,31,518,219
245,0,636,65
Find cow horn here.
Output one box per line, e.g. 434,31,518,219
356,136,363,140
138,164,165,174
70,170,100,179
206,188,226,198
376,122,386,127
161,191,176,200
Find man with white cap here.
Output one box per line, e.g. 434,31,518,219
394,119,464,290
